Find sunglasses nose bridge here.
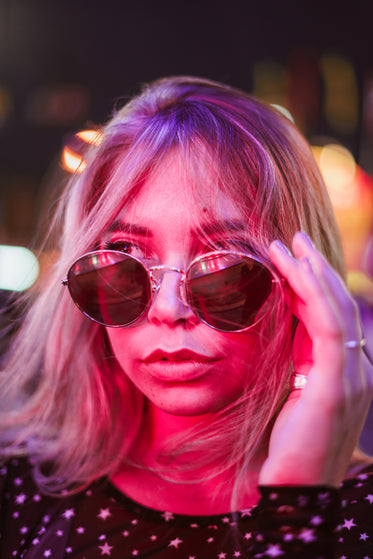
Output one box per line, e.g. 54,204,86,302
148,265,188,305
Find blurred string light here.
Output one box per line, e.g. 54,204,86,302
61,129,103,174
0,246,39,291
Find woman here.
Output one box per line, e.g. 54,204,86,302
0,76,372,558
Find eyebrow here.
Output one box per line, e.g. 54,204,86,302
107,219,246,238
198,220,246,236
107,221,153,237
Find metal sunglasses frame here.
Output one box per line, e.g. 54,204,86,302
62,249,282,331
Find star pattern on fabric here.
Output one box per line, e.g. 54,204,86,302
265,543,284,556
240,508,252,517
98,508,112,520
99,541,113,555
161,511,175,522
298,528,316,542
2,457,373,558
343,518,357,530
62,508,75,519
360,533,370,541
169,537,183,548
15,493,27,504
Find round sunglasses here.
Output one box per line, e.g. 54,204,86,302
62,249,280,332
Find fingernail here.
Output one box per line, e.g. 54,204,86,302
297,231,315,248
272,240,293,256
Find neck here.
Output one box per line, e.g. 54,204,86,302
137,402,215,459
111,402,264,514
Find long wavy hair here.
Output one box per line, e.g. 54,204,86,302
0,76,344,497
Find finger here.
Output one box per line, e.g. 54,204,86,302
292,232,363,343
269,237,353,382
269,239,342,339
291,233,366,384
270,235,360,344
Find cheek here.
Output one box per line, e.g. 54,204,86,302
106,328,136,373
225,329,258,359
219,332,260,385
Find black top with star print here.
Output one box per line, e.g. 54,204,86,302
1,458,373,558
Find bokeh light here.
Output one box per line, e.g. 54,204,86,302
312,144,358,208
60,129,102,174
312,143,373,299
0,245,39,291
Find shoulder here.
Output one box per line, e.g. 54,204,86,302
0,456,78,556
0,455,57,519
0,455,38,496
340,462,373,503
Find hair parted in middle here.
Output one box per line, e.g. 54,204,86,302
0,76,344,495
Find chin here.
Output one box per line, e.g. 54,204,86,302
148,387,239,417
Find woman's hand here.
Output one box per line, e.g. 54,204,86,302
259,231,373,487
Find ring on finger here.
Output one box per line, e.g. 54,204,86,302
290,373,308,390
344,338,366,349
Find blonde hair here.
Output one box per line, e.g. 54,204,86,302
0,76,344,495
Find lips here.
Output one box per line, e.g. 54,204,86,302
143,348,217,364
141,348,220,382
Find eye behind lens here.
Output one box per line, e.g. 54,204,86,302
66,250,151,327
186,254,274,332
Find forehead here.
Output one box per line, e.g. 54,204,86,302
122,153,244,229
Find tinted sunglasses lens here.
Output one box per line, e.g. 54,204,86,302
67,251,151,326
186,253,273,331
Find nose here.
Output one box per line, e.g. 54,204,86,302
147,268,198,328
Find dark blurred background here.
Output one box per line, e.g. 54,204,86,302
0,0,373,449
